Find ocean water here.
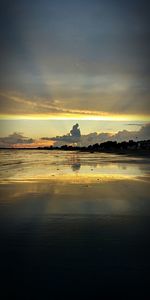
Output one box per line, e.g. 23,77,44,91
0,150,150,298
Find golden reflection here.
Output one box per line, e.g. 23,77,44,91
0,173,149,185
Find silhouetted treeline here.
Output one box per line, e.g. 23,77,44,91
37,139,150,152
1,139,150,152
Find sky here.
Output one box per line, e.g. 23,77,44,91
0,0,150,147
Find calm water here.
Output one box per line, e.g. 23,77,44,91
0,150,150,298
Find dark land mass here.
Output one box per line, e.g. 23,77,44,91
1,139,150,157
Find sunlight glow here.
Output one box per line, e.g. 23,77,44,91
0,174,143,185
0,113,149,121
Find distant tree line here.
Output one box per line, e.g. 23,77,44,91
37,139,150,152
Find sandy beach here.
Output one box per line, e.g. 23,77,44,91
0,150,150,298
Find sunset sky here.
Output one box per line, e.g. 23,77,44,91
0,0,149,147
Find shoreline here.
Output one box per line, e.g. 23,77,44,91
0,147,150,158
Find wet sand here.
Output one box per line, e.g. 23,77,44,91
0,150,150,298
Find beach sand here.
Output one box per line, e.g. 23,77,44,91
0,150,150,298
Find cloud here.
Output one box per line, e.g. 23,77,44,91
42,123,81,145
0,1,149,118
42,123,150,147
127,124,143,126
0,73,150,117
0,132,35,148
139,123,150,137
111,123,150,142
1,123,150,148
80,132,111,146
70,123,81,138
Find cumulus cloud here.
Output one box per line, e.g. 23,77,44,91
42,123,81,146
111,123,150,142
82,123,150,146
42,123,150,147
0,132,35,148
70,123,81,138
1,124,150,148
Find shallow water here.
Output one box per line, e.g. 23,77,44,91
0,149,150,182
0,150,150,298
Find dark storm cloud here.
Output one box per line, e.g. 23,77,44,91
0,0,150,115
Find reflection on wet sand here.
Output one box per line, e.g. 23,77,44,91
0,177,149,217
0,150,149,215
0,150,150,298
0,150,150,183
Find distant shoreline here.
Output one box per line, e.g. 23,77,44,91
0,139,150,157
0,148,150,158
